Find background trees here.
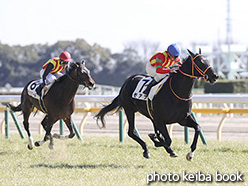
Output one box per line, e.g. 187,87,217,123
0,39,159,87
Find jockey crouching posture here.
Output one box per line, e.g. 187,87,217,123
143,44,182,96
36,51,71,96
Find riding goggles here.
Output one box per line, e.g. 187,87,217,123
169,54,179,61
61,60,69,65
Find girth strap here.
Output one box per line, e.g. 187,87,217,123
146,99,154,120
38,93,48,114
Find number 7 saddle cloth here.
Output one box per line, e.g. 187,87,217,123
132,75,169,101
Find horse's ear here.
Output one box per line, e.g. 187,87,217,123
70,62,79,69
187,49,195,57
199,48,201,54
81,60,85,65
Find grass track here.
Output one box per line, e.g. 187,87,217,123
0,134,247,185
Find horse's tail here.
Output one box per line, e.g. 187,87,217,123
2,103,22,112
95,95,121,128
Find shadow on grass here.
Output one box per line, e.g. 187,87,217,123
30,163,144,169
0,151,9,155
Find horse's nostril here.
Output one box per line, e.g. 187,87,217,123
204,74,208,80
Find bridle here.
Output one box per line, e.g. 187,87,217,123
178,54,212,81
66,65,89,87
170,54,212,101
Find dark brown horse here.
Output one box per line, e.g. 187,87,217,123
95,49,219,161
5,61,95,150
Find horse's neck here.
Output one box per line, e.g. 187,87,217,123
173,57,197,95
56,76,79,104
171,70,196,98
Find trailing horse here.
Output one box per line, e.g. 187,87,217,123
5,61,95,150
95,49,219,161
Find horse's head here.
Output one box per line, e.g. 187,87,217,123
67,61,95,89
181,49,219,84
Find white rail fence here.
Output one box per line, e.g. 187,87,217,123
0,94,248,141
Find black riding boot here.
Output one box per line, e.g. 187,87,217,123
36,84,43,96
143,79,157,96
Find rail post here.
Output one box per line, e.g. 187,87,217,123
10,110,25,139
119,110,124,142
191,112,208,145
72,118,83,141
59,120,64,135
184,127,189,144
4,108,9,139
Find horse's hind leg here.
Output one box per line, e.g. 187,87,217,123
22,106,34,150
53,116,75,139
35,116,55,149
125,109,150,159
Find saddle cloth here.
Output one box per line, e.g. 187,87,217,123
27,80,53,100
132,75,169,101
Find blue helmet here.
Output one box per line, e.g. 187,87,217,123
167,44,181,56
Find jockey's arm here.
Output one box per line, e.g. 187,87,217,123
42,63,54,84
154,58,171,74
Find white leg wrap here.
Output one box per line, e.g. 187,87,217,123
29,136,34,148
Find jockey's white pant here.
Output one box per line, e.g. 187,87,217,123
40,69,63,85
146,62,169,82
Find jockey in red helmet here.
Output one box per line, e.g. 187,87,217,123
36,51,71,96
143,44,182,96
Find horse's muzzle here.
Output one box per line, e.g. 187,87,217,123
87,79,95,90
208,73,219,84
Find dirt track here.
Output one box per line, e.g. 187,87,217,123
2,111,248,142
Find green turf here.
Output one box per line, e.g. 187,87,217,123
0,134,247,185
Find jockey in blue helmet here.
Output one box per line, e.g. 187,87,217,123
143,43,182,96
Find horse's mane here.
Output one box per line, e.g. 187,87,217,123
53,62,78,85
55,74,67,84
181,55,191,64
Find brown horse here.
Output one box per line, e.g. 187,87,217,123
5,61,95,150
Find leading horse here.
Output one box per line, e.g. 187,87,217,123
5,61,95,150
95,49,219,161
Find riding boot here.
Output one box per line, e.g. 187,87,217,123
36,84,43,96
143,79,158,96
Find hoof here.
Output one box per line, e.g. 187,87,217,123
27,144,33,150
143,151,150,159
53,133,61,139
186,152,194,161
148,133,156,139
69,133,75,139
48,144,54,150
35,141,40,147
170,152,178,158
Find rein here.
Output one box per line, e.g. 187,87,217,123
170,54,211,101
66,68,89,88
66,73,78,83
169,77,193,101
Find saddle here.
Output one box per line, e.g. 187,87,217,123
27,80,51,99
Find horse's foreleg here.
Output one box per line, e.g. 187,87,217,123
48,133,54,149
179,115,201,161
153,122,178,157
126,110,150,159
154,120,172,147
53,117,75,140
